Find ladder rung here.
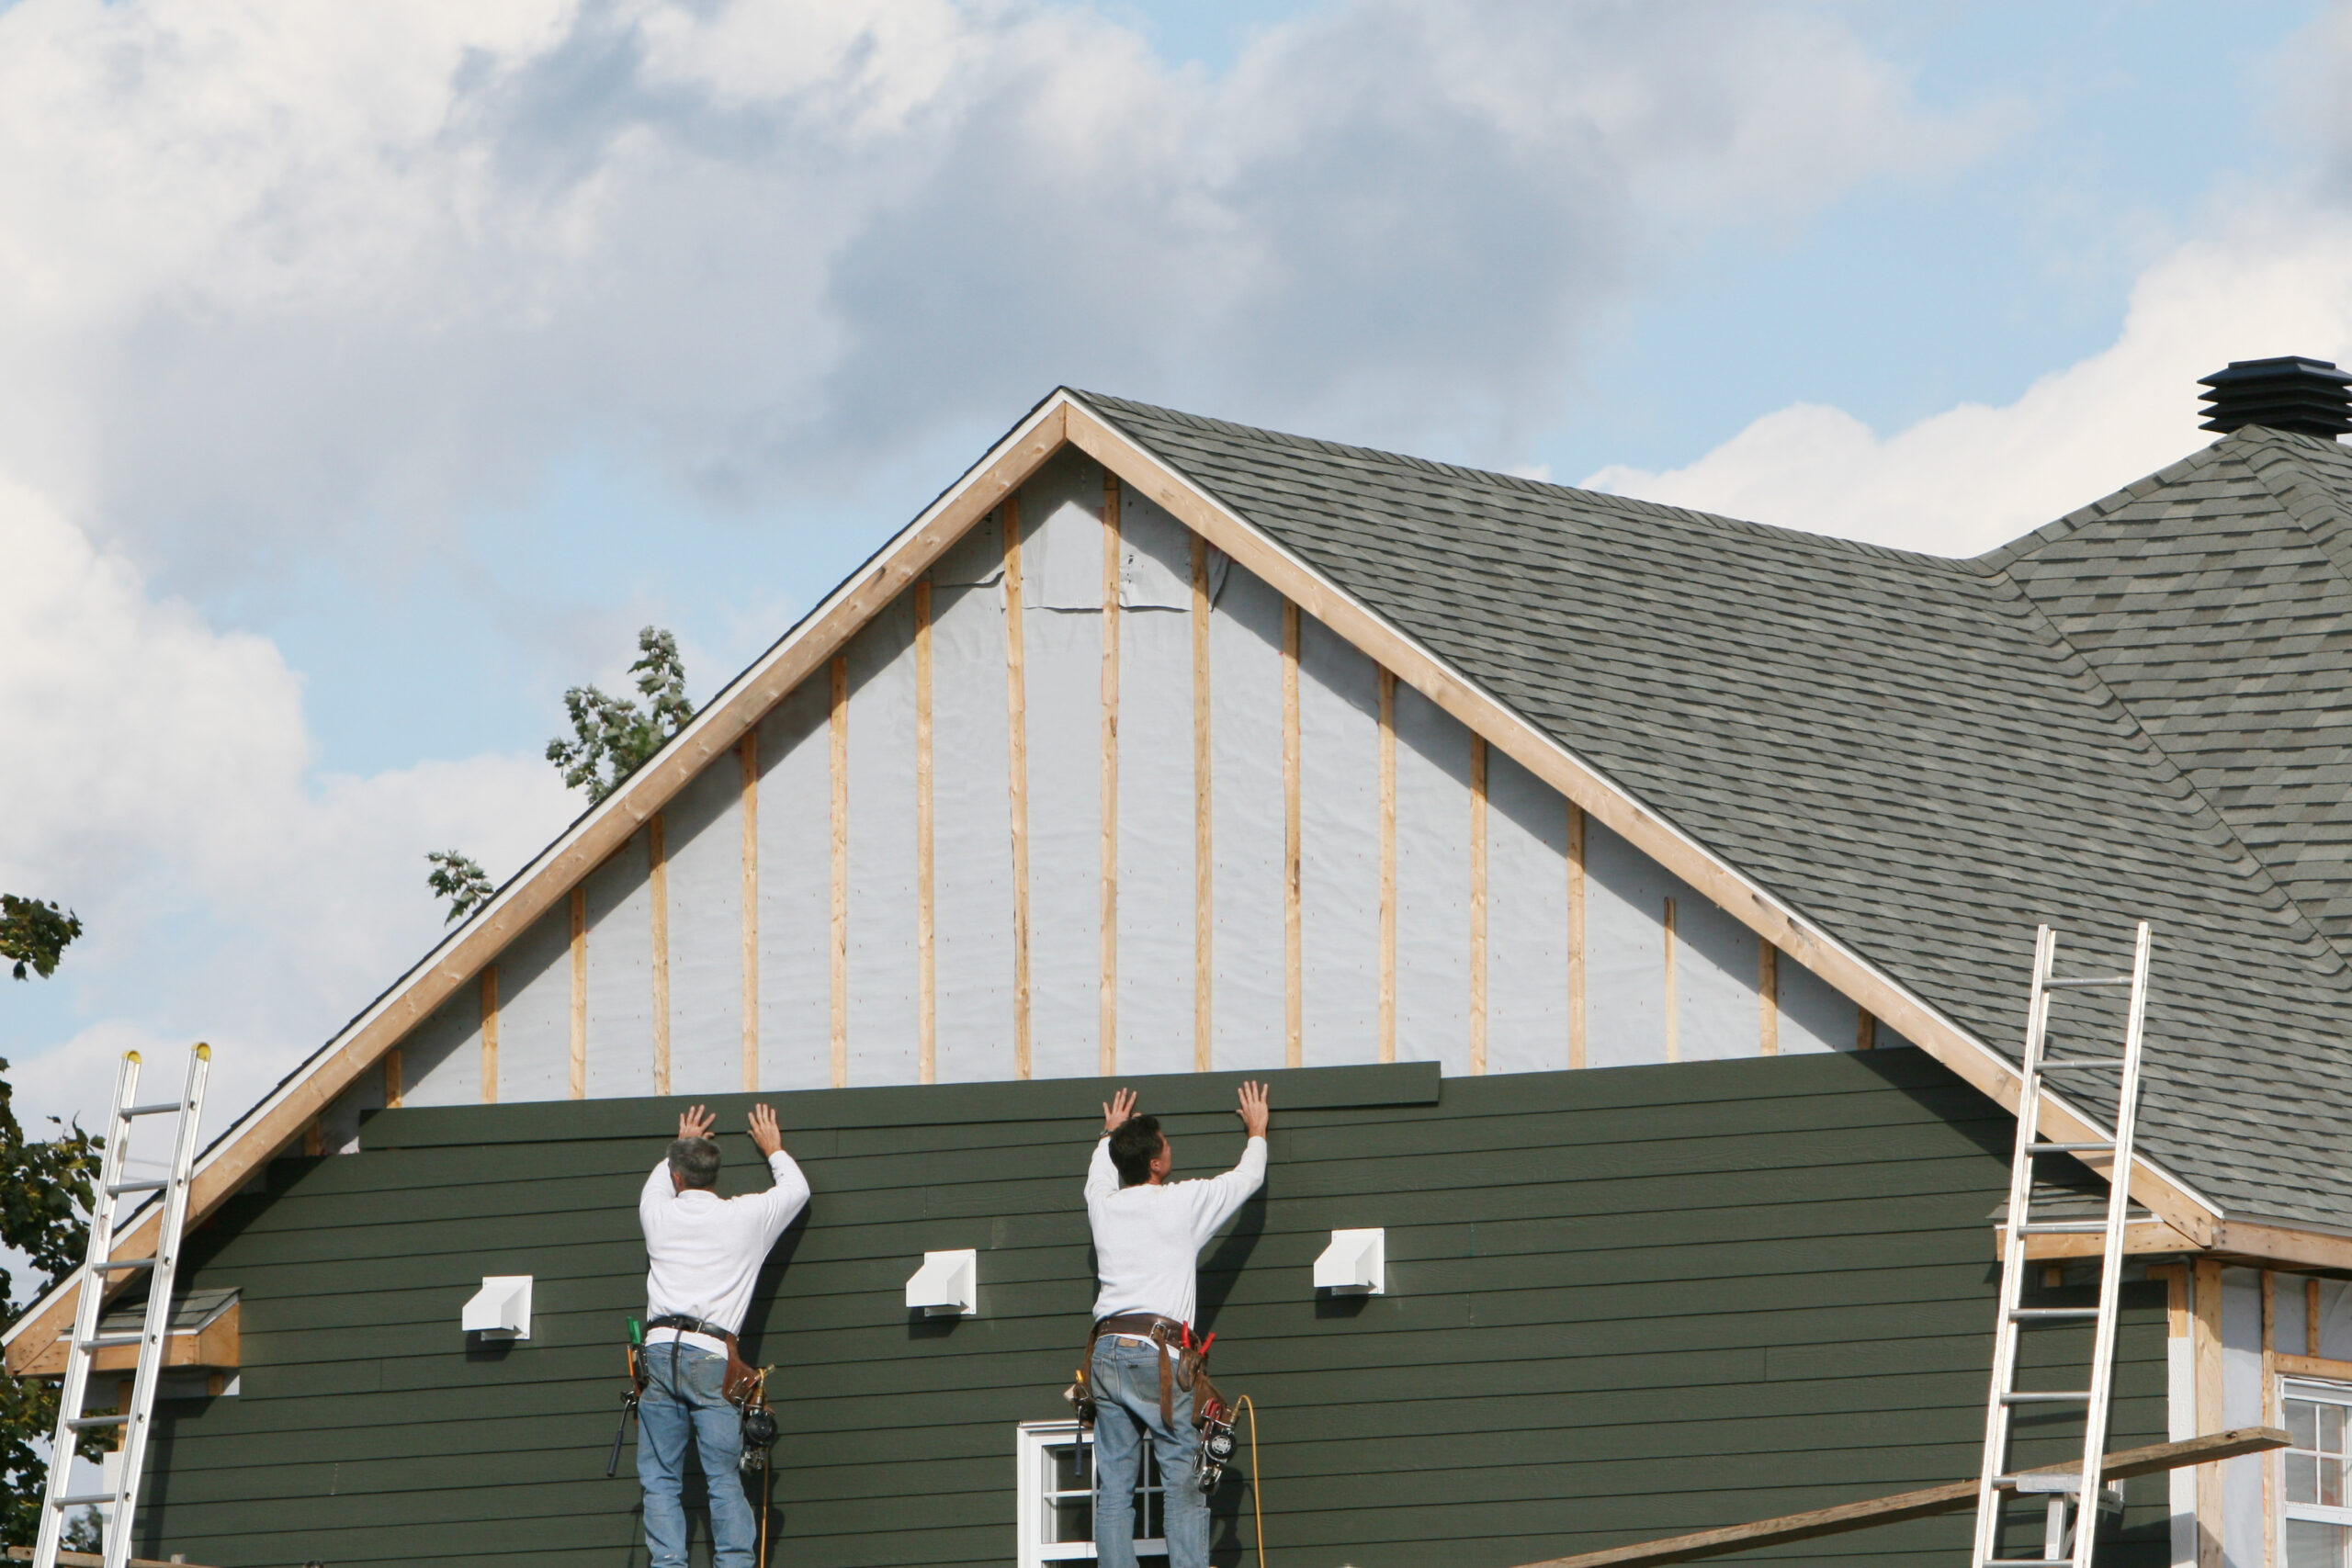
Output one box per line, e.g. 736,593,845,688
51,1492,120,1507
93,1257,155,1270
1999,1472,2086,1491
2003,1390,2093,1404
121,1100,187,1116
2010,1307,2100,1320
1984,1559,2075,1566
2018,1221,2108,1234
105,1179,165,1195
2029,1142,2113,1154
2036,1058,2123,1071
65,1414,128,1429
2043,975,2132,987
76,1334,143,1349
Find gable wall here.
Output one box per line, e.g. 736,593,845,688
339,448,1898,1133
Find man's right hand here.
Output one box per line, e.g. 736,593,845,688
1237,1080,1270,1139
748,1103,785,1158
678,1104,716,1142
1102,1089,1137,1135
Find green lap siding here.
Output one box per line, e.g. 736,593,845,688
125,1050,2168,1568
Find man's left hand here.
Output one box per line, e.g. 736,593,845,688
678,1105,716,1142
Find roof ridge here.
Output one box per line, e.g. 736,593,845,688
1973,434,2245,571
1069,389,1978,574
1974,524,2352,989
2232,426,2352,589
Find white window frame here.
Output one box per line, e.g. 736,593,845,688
1015,1420,1168,1568
2281,1377,2352,1549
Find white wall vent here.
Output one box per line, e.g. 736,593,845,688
462,1275,533,1339
905,1249,978,1316
1313,1229,1385,1295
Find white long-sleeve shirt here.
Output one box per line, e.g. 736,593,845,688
1085,1135,1266,1327
639,1150,811,1355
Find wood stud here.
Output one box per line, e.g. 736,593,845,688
1283,599,1303,1069
741,733,760,1092
1102,479,1121,1077
383,1047,402,1111
1567,802,1586,1069
1192,533,1213,1073
916,578,936,1086
1469,735,1487,1075
831,655,850,1089
2264,1269,2278,1568
2312,1277,2325,1357
1006,503,1035,1079
1758,941,1780,1056
480,966,500,1105
1378,668,1397,1066
2196,1257,2225,1568
1857,1004,1876,1052
568,886,587,1100
1661,897,1679,1063
650,815,670,1097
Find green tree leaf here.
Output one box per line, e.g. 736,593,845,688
0,897,81,982
546,626,695,804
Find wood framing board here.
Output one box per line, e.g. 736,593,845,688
649,812,670,1097
1101,478,1121,1077
479,967,499,1105
1758,941,1780,1056
1284,598,1303,1069
1379,667,1397,1065
741,734,760,1092
1511,1428,2289,1568
1469,736,1488,1075
2197,1258,2225,1568
1567,801,1586,1069
1193,532,1215,1073
1006,500,1035,1079
915,579,937,1085
568,886,587,1100
830,658,850,1089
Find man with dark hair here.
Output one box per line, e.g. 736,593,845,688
1083,1082,1270,1568
637,1102,808,1568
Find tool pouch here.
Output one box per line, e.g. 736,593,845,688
1178,1348,1223,1430
722,1340,761,1406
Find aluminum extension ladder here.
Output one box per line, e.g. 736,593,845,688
1971,923,2153,1568
33,1044,211,1568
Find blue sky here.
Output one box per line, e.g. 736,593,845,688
6,0,2351,1135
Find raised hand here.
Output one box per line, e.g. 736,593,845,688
1236,1080,1270,1139
748,1103,785,1157
678,1104,717,1142
1102,1089,1138,1135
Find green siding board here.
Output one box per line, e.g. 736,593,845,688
130,1053,2168,1568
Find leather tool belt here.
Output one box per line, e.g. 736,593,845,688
1076,1314,1217,1432
646,1314,760,1404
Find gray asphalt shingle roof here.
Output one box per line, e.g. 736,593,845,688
1073,390,2352,1235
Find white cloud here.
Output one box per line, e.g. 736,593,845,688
0,468,572,1135
0,0,1996,591
1583,204,2352,556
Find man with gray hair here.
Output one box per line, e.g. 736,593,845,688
637,1102,809,1568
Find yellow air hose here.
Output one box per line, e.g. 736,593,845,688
1235,1395,1266,1568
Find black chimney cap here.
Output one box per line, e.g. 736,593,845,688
2198,355,2352,438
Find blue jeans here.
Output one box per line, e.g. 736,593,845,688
1091,1339,1209,1568
637,1343,756,1568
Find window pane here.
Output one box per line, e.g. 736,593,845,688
2296,1401,2322,1452
2287,1517,2352,1568
2292,1451,2320,1506
2324,1455,2344,1509
1047,1496,1093,1545
1052,1443,1091,1495
2327,1404,2347,1456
